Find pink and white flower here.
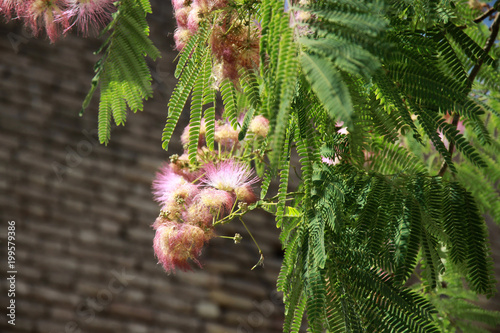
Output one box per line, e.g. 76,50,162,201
214,121,239,150
249,115,270,137
196,188,235,215
64,0,115,36
321,156,340,166
26,0,69,42
201,160,258,192
153,221,209,272
152,164,199,204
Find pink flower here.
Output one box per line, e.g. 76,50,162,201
153,221,209,272
26,0,69,42
235,185,257,204
336,121,349,135
202,160,259,192
249,115,270,137
196,188,235,215
174,5,190,29
183,201,214,227
322,156,340,166
169,153,203,182
214,122,239,150
186,4,200,33
180,119,207,148
64,0,115,36
173,27,191,51
152,164,199,204
437,114,465,149
0,0,24,19
171,0,189,11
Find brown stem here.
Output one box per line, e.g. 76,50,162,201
473,6,497,24
437,12,500,177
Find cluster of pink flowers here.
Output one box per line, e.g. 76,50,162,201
152,114,270,273
172,0,260,82
0,0,115,42
172,0,227,50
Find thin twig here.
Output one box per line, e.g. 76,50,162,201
239,217,264,270
438,12,500,177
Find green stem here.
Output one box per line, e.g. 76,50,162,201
239,217,264,270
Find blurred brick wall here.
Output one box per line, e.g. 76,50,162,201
0,1,285,332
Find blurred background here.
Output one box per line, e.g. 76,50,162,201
0,1,499,332
0,1,285,332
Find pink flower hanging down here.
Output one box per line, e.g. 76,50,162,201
153,221,209,272
26,0,69,42
0,0,24,20
64,0,115,36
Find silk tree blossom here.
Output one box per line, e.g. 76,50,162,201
336,121,349,135
235,185,257,204
0,0,24,19
171,0,189,11
183,201,214,228
173,27,191,51
169,153,203,182
153,221,210,272
214,122,239,149
249,115,270,137
152,164,199,205
322,156,340,166
186,4,201,33
196,188,235,215
64,0,115,36
202,160,259,192
1,0,115,41
27,0,69,42
174,5,189,29
180,119,207,148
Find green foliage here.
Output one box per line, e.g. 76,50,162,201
81,0,500,331
422,266,500,333
82,0,160,144
162,26,210,151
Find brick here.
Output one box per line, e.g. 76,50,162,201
195,300,221,319
29,285,80,307
223,278,267,299
209,290,254,311
175,270,222,289
35,319,66,333
17,300,46,318
124,323,149,333
108,303,154,322
205,322,235,333
50,307,75,322
149,293,192,313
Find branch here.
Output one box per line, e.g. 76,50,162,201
473,6,496,24
438,12,500,177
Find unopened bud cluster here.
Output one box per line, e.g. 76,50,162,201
152,113,270,273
